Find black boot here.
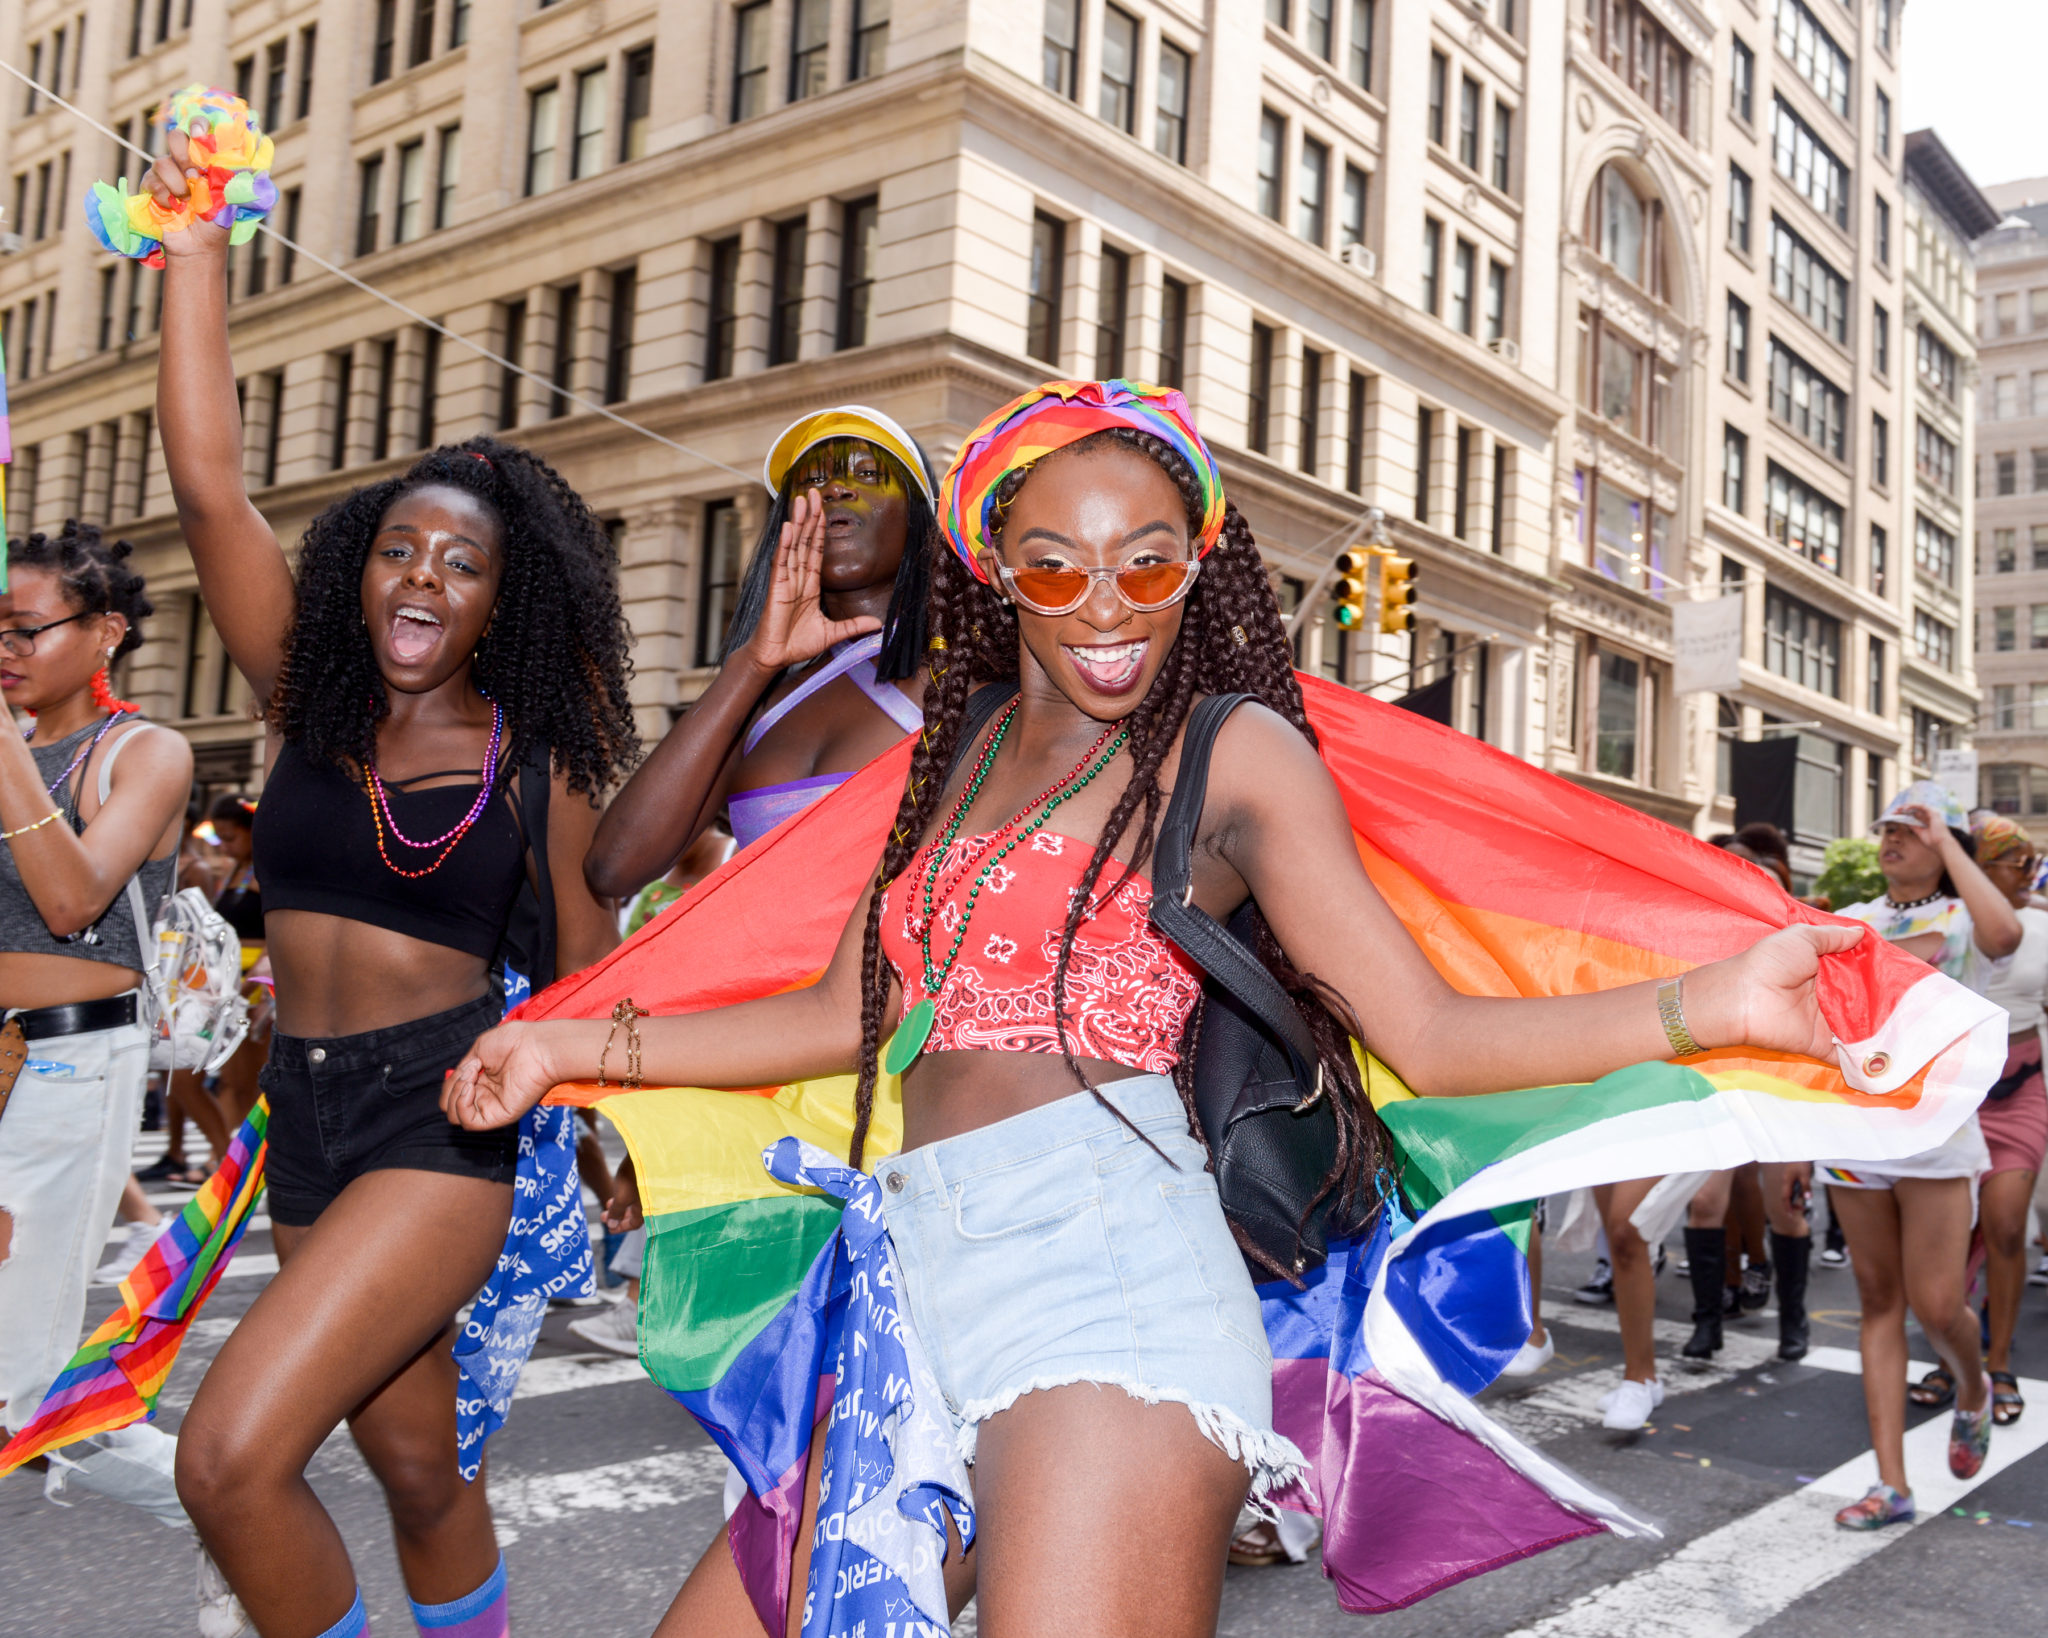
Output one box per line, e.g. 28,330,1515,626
1773,1229,1811,1361
1682,1227,1725,1358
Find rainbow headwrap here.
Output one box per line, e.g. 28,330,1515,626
83,86,277,269
937,380,1225,580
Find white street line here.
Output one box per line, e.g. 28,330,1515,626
1504,1378,2048,1637
220,1252,278,1279
489,1447,730,1546
513,1352,650,1399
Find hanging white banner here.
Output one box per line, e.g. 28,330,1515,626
1672,593,1745,696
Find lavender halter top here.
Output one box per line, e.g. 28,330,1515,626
725,634,923,852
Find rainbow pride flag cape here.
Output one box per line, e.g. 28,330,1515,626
0,1100,269,1472
520,676,1998,1624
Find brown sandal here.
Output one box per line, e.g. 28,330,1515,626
1991,1370,2025,1426
1227,1522,1289,1567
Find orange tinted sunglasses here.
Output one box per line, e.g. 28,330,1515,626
994,559,1202,616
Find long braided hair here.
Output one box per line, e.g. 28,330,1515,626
847,428,1387,1256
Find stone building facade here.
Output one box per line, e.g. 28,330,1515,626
0,1,1977,861
1971,181,2048,840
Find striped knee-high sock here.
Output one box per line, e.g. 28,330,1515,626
408,1555,508,1638
316,1589,371,1638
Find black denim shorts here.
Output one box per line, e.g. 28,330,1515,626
261,993,518,1226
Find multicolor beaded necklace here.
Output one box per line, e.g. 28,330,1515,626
24,709,131,794
362,698,505,879
882,701,1129,1074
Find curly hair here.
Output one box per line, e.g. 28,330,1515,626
5,520,154,661
268,435,638,795
719,440,938,684
846,428,1387,1269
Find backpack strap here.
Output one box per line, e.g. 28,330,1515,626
1147,694,1323,1098
946,682,1021,778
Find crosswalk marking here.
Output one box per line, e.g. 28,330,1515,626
512,1353,649,1399
488,1448,730,1546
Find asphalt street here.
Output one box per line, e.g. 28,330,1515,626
4,1122,2045,1638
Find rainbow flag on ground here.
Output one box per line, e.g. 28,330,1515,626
0,1100,269,1471
519,675,1999,1625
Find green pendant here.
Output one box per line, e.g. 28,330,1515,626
884,999,936,1076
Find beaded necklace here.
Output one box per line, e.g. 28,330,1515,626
23,709,130,795
882,702,1128,1075
362,699,505,879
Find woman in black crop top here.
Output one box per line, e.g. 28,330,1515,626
144,128,636,1637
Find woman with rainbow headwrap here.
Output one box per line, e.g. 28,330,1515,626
443,380,1899,1638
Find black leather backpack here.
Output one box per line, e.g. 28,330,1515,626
949,686,1349,1279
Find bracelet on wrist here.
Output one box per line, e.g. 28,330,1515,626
1657,975,1704,1059
1,809,62,841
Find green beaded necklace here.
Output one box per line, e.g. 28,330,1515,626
882,703,1130,1075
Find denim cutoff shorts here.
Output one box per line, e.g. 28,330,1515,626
261,993,517,1226
875,1073,1305,1501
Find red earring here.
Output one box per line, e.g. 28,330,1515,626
92,664,139,716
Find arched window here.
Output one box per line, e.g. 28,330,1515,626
1589,163,1667,301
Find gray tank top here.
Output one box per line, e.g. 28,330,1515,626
0,716,177,971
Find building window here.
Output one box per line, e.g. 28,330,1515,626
1769,217,1848,344
1300,348,1323,474
279,187,301,282
2034,524,2048,570
1595,650,1642,780
1341,165,1368,249
572,65,607,180
1997,451,2018,495
356,154,383,255
1772,97,1849,229
1491,101,1513,193
264,39,289,132
1869,638,1885,715
1297,138,1328,245
1248,322,1275,454
705,236,740,380
1158,276,1188,390
495,301,523,430
621,48,654,162
1100,5,1137,133
733,2,771,121
768,217,807,367
1917,325,1957,400
1594,164,1664,296
837,195,879,350
1346,369,1367,494
1577,467,1672,594
1450,238,1475,334
1723,425,1748,513
1768,339,1847,460
1915,419,1957,494
1729,163,1753,253
2033,605,2048,651
1872,412,1888,487
1457,77,1481,171
298,25,319,118
1257,110,1285,220
1043,0,1078,99
1485,260,1508,343
392,140,425,244
1874,303,1889,375
1875,196,1890,267
1995,528,2018,572
851,0,890,80
1870,523,1888,596
371,0,397,84
790,0,830,102
696,501,746,667
434,125,461,230
1156,40,1190,164
1995,607,2017,653
1094,246,1130,379
1912,709,1952,772
1422,217,1442,315
1773,0,1851,117
1914,513,1957,586
605,267,636,403
2035,448,2048,492
1594,0,1692,135
1876,88,1891,158
1427,52,1446,146
1304,0,1333,58
525,84,559,196
1914,610,1955,672
1765,586,1842,697
1764,462,1844,573
1579,311,1669,448
409,0,437,70
1727,293,1750,381
548,286,578,418
1730,34,1754,123
1348,0,1374,91
1027,213,1065,363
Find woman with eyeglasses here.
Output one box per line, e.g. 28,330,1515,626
0,523,201,1560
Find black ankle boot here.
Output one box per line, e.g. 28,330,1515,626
1773,1229,1811,1361
1683,1227,1726,1358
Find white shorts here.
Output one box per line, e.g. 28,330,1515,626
1820,1115,1990,1191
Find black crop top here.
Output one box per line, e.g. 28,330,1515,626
252,739,528,960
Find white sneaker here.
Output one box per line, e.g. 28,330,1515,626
1499,1334,1556,1379
94,1221,159,1285
44,1424,189,1529
1598,1376,1665,1431
566,1295,639,1357
196,1544,254,1638
2029,1254,2048,1288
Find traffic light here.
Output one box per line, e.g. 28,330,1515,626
1377,553,1417,634
1332,548,1372,630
